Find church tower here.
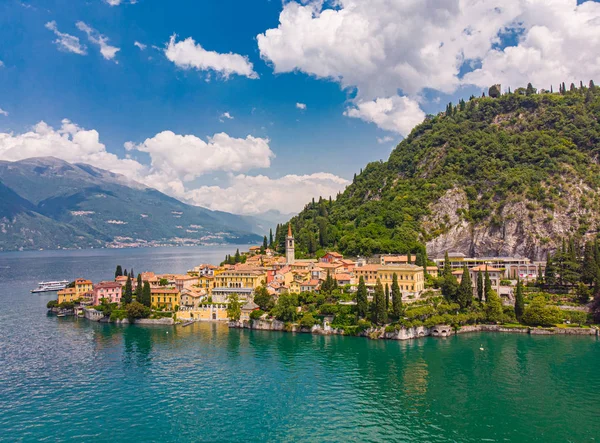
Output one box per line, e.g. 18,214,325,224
286,223,295,265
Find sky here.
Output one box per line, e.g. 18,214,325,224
0,0,599,216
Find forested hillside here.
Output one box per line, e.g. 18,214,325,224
278,82,600,260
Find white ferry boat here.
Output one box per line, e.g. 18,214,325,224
31,280,70,293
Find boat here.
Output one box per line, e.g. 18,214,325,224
31,280,70,293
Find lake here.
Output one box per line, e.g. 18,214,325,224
0,247,599,442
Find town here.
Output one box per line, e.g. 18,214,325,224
47,225,599,338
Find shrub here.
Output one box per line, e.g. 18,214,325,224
522,296,562,326
299,313,319,328
46,300,58,309
249,309,264,320
125,301,151,321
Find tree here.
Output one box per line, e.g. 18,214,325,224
272,293,298,322
123,269,127,277
115,265,123,278
443,251,452,277
521,296,561,326
234,249,241,263
371,278,387,325
476,271,483,301
591,293,600,324
576,282,592,304
254,286,274,311
141,281,152,308
582,241,597,285
262,236,268,252
385,283,390,310
515,278,525,322
457,267,473,309
526,82,536,96
269,229,274,248
227,293,242,321
122,275,133,305
441,272,459,303
391,273,402,318
159,278,169,286
545,255,556,285
356,276,368,319
484,268,492,300
135,274,143,301
126,301,150,321
484,290,503,323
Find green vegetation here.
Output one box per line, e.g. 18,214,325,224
125,301,151,321
227,293,242,321
122,275,133,305
279,83,600,257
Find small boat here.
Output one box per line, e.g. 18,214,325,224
57,313,66,317
31,280,70,293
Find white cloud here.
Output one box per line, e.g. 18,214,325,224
134,41,147,50
76,22,120,61
296,102,307,110
125,131,274,186
377,136,394,144
258,0,600,134
220,112,234,122
345,95,426,136
0,108,8,117
45,21,87,55
0,60,4,68
105,0,137,5
185,173,350,215
165,35,258,79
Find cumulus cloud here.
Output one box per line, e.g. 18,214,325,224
296,102,307,110
345,95,426,136
45,21,87,55
134,41,147,50
165,35,258,79
0,60,4,68
185,173,350,215
258,0,600,134
76,22,120,61
0,108,8,117
105,0,137,5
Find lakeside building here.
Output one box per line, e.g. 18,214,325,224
57,288,79,304
434,253,545,280
354,264,425,294
93,282,123,305
180,288,205,309
211,269,267,303
150,287,180,310
74,278,93,295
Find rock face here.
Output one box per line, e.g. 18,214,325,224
425,182,600,261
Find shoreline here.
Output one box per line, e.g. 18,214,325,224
228,319,599,340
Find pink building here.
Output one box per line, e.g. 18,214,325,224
93,281,123,305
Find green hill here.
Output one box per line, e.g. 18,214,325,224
280,82,600,261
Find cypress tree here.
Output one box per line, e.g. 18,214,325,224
590,80,595,89
457,266,473,309
484,268,492,300
385,283,390,310
234,249,241,263
262,236,268,251
407,252,412,264
391,273,402,318
122,275,133,305
476,271,484,301
142,281,152,308
443,251,452,277
129,268,134,278
135,273,143,301
582,241,597,285
356,276,368,319
545,254,556,285
123,268,127,278
115,265,123,278
372,279,387,325
515,277,525,323
269,229,274,248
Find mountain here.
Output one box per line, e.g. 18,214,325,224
281,83,600,261
0,157,262,251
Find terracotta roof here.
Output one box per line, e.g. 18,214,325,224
151,288,180,294
355,264,380,271
325,252,343,257
302,279,320,287
94,281,122,289
75,278,92,284
58,288,77,294
334,274,352,280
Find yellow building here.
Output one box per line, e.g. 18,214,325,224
198,275,214,294
74,278,93,295
377,265,425,293
57,288,79,304
289,280,301,294
353,265,381,285
151,288,180,310
177,304,229,321
214,270,266,289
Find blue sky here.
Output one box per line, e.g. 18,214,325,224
0,0,598,215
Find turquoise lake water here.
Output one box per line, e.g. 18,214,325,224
0,247,599,442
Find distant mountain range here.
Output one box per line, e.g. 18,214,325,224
0,157,268,251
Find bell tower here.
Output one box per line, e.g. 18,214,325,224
286,223,295,265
